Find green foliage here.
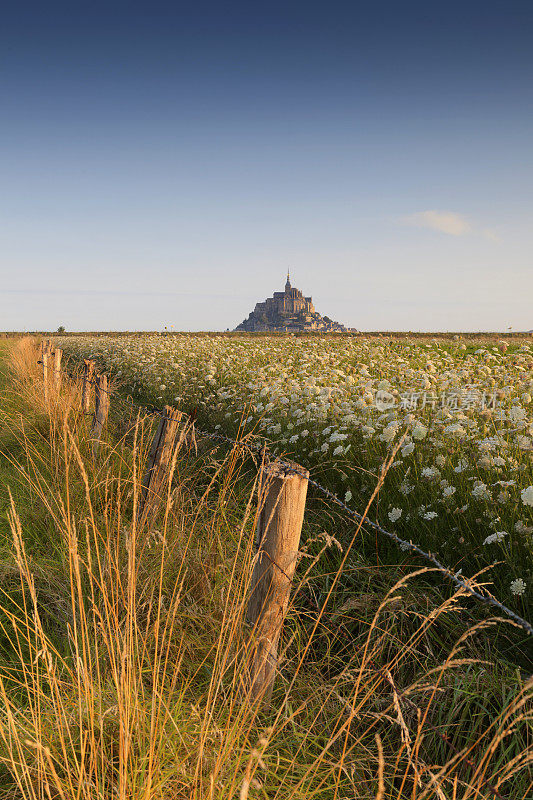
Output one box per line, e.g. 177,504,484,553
0,339,530,798
56,333,533,620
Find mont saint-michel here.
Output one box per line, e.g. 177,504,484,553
235,274,347,333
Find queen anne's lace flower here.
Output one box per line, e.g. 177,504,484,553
454,459,468,473
521,486,533,507
515,520,533,535
412,422,428,440
510,578,526,596
329,431,348,443
472,481,490,500
380,422,400,443
483,531,508,545
399,482,414,495
508,406,527,424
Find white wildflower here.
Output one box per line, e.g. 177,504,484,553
380,421,400,444
472,481,490,500
421,466,440,480
508,406,527,424
510,578,526,596
483,531,508,545
515,520,533,535
454,459,468,473
329,431,348,443
412,422,428,440
521,486,533,507
399,482,414,495
444,423,467,437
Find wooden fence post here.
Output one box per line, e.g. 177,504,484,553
53,348,62,389
91,374,110,445
82,360,95,413
138,405,184,523
246,459,309,705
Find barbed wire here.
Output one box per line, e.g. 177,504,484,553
59,358,533,637
286,467,533,636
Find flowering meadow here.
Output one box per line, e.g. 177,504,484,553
59,334,533,608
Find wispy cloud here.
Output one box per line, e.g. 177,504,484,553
402,210,471,236
400,210,501,243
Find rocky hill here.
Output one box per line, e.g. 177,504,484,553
235,274,347,333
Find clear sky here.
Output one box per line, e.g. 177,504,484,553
1,0,532,332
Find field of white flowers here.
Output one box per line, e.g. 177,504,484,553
59,334,533,609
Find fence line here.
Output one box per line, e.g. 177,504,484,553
46,350,533,640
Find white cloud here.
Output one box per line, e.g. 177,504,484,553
400,210,502,243
402,210,472,236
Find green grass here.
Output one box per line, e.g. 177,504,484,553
54,332,533,623
0,338,530,799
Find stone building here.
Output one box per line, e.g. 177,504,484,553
235,273,347,333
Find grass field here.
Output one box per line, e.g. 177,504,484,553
0,336,531,798
57,333,533,615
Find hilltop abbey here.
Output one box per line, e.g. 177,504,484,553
235,273,347,333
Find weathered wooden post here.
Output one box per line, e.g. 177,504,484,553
91,374,110,445
82,359,95,413
246,459,309,705
53,348,62,389
138,405,184,523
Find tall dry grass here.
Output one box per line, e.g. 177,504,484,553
0,337,530,799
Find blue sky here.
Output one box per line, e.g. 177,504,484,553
1,0,532,331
